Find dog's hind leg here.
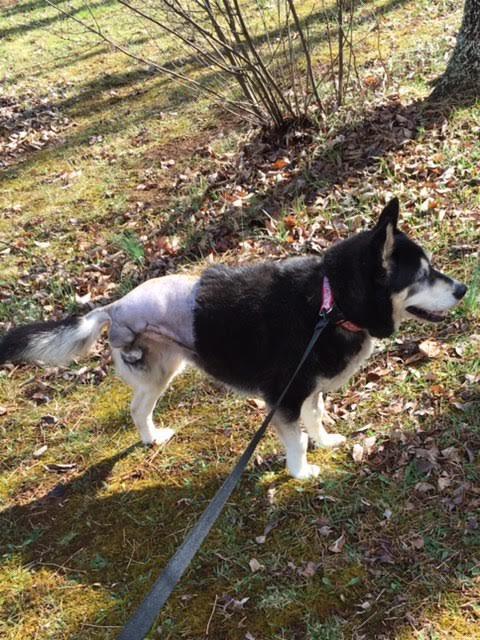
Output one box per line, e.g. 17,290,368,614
274,418,320,480
301,392,346,448
130,384,176,445
113,340,186,445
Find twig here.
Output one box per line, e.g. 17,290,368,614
285,0,323,111
44,0,259,123
81,623,122,629
337,0,344,106
205,594,218,636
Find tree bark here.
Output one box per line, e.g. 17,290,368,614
431,0,480,99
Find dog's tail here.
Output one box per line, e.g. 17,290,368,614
0,308,111,366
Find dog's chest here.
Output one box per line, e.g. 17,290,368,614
316,334,374,392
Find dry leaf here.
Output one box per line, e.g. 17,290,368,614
249,558,263,573
318,525,333,537
352,444,364,463
438,476,452,491
431,384,446,396
329,532,346,553
410,535,424,549
33,445,48,458
45,463,77,473
419,339,442,358
364,436,377,454
283,214,297,230
441,446,461,463
272,158,290,170
298,561,320,578
415,482,435,494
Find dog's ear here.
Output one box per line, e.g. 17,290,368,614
373,198,399,269
376,197,399,231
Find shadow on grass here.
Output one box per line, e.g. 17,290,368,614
146,90,479,267
227,91,480,214
3,0,73,18
1,0,116,40
1,393,479,638
1,0,414,179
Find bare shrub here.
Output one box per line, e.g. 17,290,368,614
47,0,384,129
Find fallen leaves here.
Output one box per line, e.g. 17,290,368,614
328,532,346,554
352,436,377,463
32,445,48,458
248,558,263,573
352,443,364,463
254,520,277,544
0,90,72,169
45,462,77,473
419,339,443,359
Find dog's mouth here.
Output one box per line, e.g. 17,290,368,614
406,306,448,322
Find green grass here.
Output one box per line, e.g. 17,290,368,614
1,0,480,638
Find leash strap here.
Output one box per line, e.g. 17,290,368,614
118,312,331,640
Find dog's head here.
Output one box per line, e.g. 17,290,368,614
325,198,467,338
373,198,467,330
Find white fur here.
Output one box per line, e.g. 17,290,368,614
392,261,462,325
112,336,188,445
301,392,346,448
274,419,320,480
26,310,110,365
382,223,395,272
315,335,374,393
272,390,348,480
405,279,459,316
392,289,409,330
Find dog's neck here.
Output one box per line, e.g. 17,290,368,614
323,242,395,339
322,277,364,333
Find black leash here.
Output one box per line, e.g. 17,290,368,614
118,310,332,640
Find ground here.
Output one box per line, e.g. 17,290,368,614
0,0,479,639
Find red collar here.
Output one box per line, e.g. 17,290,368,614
321,277,364,333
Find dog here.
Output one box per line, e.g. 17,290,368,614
0,198,467,479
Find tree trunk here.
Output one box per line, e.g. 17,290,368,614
431,0,480,99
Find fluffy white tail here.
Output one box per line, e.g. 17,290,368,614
0,309,111,366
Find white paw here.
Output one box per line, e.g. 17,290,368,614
291,463,321,480
142,427,175,446
316,433,346,449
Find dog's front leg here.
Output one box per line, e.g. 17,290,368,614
301,392,346,448
274,420,320,480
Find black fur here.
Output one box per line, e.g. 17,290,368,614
192,198,431,423
0,316,80,364
193,257,367,422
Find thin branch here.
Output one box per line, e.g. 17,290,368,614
285,0,323,110
337,0,344,106
117,0,235,76
44,0,260,122
232,0,296,120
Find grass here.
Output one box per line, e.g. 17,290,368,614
1,0,480,638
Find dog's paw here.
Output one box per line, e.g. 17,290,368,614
291,463,320,480
142,427,175,446
316,433,346,449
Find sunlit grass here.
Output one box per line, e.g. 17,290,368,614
1,0,479,638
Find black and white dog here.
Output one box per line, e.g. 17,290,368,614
0,199,467,479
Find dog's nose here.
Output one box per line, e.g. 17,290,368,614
454,283,467,300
